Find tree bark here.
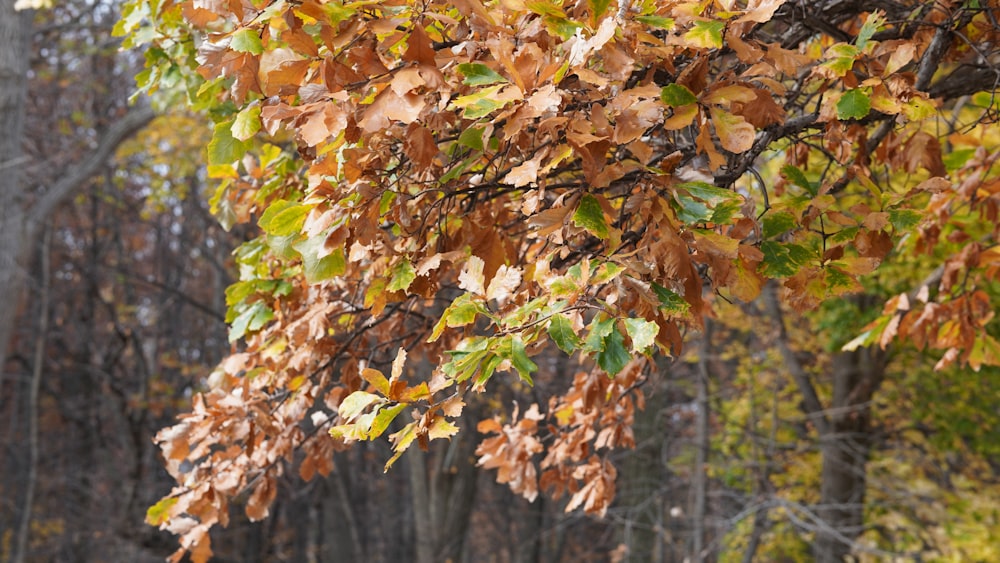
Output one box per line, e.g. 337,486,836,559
814,348,883,563
0,0,33,385
765,284,886,561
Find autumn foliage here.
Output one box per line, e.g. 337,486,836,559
118,0,1000,559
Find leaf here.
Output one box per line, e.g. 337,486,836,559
486,265,522,302
710,106,755,153
457,63,508,86
391,347,407,382
762,211,797,238
821,44,860,77
208,121,251,166
548,314,582,354
636,15,674,29
385,422,418,471
587,0,612,24
229,301,273,342
450,84,519,119
293,234,346,284
458,126,486,151
651,283,690,315
584,316,615,353
502,158,540,187
596,326,631,376
231,103,261,141
428,417,460,440
387,260,417,292
624,318,659,352
361,368,391,396
660,83,697,107
459,256,486,295
837,89,871,120
572,194,610,239
369,403,407,438
338,391,382,420
146,497,178,526
855,10,885,50
684,20,725,49
759,241,813,277
781,164,817,195
258,200,309,236
497,336,538,384
230,28,263,55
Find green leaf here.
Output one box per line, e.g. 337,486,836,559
660,83,697,107
684,19,724,49
450,84,513,119
674,182,741,225
572,194,610,239
321,1,355,25
502,336,538,384
762,211,798,238
888,208,923,232
457,126,486,151
679,181,740,205
596,326,631,376
651,282,690,315
446,297,483,328
636,15,674,29
624,318,659,353
258,200,309,236
545,16,583,40
229,301,273,342
338,391,382,420
781,165,817,196
230,28,263,55
837,89,871,120
457,63,508,86
548,314,582,354
822,44,860,77
675,196,711,224
231,103,261,141
587,0,612,22
759,241,813,277
855,11,885,50
584,316,615,353
208,121,252,166
387,260,417,293
525,0,566,17
293,234,346,284
369,403,407,439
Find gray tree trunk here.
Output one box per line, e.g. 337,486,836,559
814,348,883,563
0,0,33,383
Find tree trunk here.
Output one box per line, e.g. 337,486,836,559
0,0,32,381
814,348,884,563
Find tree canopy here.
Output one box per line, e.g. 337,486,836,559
120,0,1000,560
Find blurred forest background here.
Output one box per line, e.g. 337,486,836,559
2,0,1000,562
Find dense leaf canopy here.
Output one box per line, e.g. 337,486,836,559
119,0,1000,559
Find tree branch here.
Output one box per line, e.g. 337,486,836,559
762,282,831,435
29,105,156,224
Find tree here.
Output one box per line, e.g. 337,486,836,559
124,0,1000,560
0,0,154,382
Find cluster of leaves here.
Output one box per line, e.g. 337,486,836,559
118,0,1000,559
